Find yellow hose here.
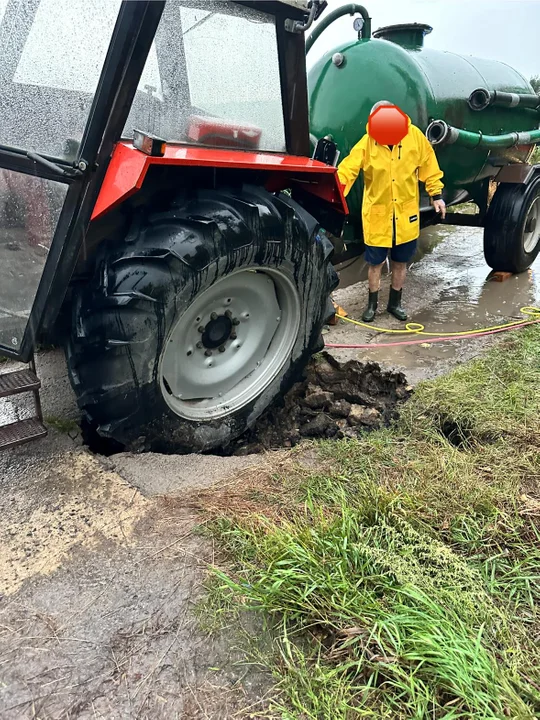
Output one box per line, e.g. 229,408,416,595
340,306,540,336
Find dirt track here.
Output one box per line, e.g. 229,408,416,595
0,225,539,718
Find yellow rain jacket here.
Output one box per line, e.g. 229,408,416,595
337,116,444,248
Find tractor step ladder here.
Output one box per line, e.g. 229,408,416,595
0,355,47,451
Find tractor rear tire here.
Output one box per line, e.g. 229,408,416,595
483,177,540,272
66,186,338,453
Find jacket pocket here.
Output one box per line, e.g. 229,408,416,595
369,204,388,236
402,200,420,242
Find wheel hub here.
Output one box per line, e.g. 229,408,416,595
159,268,301,420
523,196,540,254
201,314,234,350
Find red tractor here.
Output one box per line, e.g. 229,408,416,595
0,0,346,453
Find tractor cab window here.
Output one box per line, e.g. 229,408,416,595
0,0,123,160
123,1,287,153
0,0,122,350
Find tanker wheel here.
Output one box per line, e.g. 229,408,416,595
66,186,338,453
483,177,540,273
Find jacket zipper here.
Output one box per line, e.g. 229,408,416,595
391,146,396,246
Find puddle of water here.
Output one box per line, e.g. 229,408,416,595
412,227,540,323
336,225,540,318
331,224,539,381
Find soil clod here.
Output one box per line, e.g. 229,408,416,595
348,405,381,427
228,352,411,453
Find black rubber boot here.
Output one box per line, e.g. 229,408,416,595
362,291,379,323
387,287,407,321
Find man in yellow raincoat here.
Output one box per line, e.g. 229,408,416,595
337,101,446,322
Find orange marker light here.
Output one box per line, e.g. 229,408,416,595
133,129,166,157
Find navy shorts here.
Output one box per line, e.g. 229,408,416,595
365,239,418,266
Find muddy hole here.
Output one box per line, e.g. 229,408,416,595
82,352,412,457
81,418,125,457
439,418,474,448
438,415,495,449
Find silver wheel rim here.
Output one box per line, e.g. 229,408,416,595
523,196,540,254
159,268,301,421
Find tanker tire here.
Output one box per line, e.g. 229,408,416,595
66,186,338,454
483,177,540,273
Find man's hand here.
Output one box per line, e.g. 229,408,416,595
432,198,446,220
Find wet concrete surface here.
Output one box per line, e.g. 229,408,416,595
331,224,540,384
0,398,267,718
1,224,539,717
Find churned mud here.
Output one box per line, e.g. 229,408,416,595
229,352,411,455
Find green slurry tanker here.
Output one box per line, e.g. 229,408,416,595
308,4,540,274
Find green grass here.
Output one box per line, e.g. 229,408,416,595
201,328,540,719
45,416,80,434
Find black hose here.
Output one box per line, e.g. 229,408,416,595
306,4,371,54
468,87,540,112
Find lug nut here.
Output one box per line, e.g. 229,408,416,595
232,318,240,326
198,325,205,333
218,345,226,353
205,349,213,357
230,332,237,340
196,341,203,349
225,310,232,318
210,312,217,320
